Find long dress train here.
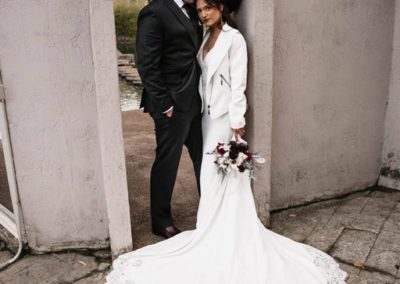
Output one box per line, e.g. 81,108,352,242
106,111,347,284
106,52,347,284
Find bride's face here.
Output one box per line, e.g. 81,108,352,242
196,0,223,28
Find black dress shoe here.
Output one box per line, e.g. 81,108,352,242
153,225,182,239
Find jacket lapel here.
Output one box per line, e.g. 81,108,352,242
204,25,234,86
163,0,198,48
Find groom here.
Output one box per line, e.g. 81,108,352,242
136,0,203,239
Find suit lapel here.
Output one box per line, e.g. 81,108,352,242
163,0,198,48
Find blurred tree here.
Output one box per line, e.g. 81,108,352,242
114,0,147,54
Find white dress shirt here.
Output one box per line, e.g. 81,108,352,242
174,0,190,18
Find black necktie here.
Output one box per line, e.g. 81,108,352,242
183,3,197,26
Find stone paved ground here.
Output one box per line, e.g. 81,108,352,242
0,111,399,283
271,187,400,284
0,249,111,283
0,187,399,283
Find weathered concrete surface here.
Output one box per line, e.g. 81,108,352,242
0,0,132,254
0,251,110,284
89,0,133,256
237,0,274,225
380,0,400,190
271,0,396,209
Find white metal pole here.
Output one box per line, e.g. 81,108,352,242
0,73,23,270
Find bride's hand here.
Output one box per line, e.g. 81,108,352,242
232,127,245,141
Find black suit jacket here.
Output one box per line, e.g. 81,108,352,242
136,0,203,113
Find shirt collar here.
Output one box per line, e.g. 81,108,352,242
174,0,185,9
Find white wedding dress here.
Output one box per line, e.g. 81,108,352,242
106,51,347,284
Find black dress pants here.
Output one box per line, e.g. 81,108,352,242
149,97,202,232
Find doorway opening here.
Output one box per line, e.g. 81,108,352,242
113,0,200,249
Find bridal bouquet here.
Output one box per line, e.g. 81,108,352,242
208,137,265,180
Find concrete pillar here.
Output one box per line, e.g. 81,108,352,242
0,0,132,255
379,0,400,190
237,0,275,225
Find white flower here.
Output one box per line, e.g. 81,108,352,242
253,155,266,164
230,164,239,171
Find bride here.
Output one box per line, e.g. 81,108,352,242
107,0,347,283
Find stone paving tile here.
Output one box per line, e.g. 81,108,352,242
364,248,400,276
346,274,368,284
0,250,13,263
375,212,400,252
350,214,387,234
303,199,360,253
375,230,400,252
338,261,361,276
331,229,377,264
349,199,394,234
334,192,370,216
0,253,99,284
270,200,339,243
364,199,397,218
75,272,107,284
358,270,396,284
304,220,344,253
369,190,400,206
382,212,400,233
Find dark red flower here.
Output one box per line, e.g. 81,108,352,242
237,143,249,152
246,153,253,161
217,146,226,155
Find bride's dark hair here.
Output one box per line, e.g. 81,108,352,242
203,0,242,29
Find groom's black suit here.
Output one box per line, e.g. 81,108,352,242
136,0,203,233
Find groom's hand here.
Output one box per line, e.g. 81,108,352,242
163,106,174,117
232,128,245,140
165,108,174,118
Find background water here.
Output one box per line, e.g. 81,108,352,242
119,78,142,111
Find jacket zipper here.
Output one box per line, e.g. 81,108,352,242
207,74,230,115
207,74,231,115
